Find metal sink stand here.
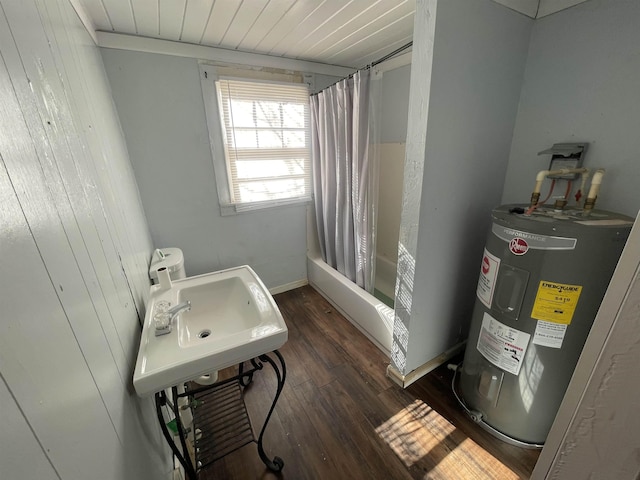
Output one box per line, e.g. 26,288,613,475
155,350,286,479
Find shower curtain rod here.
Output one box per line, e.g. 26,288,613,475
370,41,414,67
310,41,413,96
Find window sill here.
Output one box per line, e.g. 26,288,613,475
219,197,312,216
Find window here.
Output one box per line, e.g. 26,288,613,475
212,76,311,211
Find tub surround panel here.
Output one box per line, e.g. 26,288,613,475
377,143,406,264
380,65,411,144
375,253,398,302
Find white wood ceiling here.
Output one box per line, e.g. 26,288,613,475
75,0,590,69
78,0,416,68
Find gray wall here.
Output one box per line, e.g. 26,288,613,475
0,1,165,478
393,0,533,374
502,0,640,217
101,49,308,289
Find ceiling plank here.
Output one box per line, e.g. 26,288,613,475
268,1,350,57
327,13,414,67
131,0,159,37
200,0,242,46
180,0,214,43
320,7,414,61
353,35,413,68
77,0,112,31
279,0,367,58
301,0,412,60
80,0,420,69
236,0,296,52
101,0,136,33
220,0,269,48
252,1,322,55
158,0,185,40
321,8,414,63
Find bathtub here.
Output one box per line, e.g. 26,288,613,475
307,254,394,355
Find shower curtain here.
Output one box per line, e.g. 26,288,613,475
310,69,378,293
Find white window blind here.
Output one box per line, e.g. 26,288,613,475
215,78,311,208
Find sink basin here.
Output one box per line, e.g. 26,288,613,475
133,265,288,397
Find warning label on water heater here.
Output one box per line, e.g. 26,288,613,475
533,321,568,348
476,249,500,308
476,312,530,376
531,281,583,325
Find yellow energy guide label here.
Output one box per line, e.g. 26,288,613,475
531,281,582,325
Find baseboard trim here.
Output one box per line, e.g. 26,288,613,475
269,279,308,295
387,341,466,388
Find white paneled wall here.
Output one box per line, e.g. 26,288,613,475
0,0,166,479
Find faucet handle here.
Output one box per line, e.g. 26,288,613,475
154,311,172,335
154,300,190,336
155,300,170,313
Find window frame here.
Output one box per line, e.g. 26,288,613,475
200,64,312,215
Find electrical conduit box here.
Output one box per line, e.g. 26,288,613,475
538,143,588,180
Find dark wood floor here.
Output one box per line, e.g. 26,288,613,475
199,286,540,479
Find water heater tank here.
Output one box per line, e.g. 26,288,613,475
459,204,633,446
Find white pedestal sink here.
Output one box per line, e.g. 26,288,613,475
133,265,288,397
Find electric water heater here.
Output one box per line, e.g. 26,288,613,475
459,204,633,446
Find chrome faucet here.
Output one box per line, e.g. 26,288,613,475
155,301,191,336
167,301,192,319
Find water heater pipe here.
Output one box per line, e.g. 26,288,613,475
583,168,606,214
575,169,591,205
529,168,589,208
554,180,574,211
